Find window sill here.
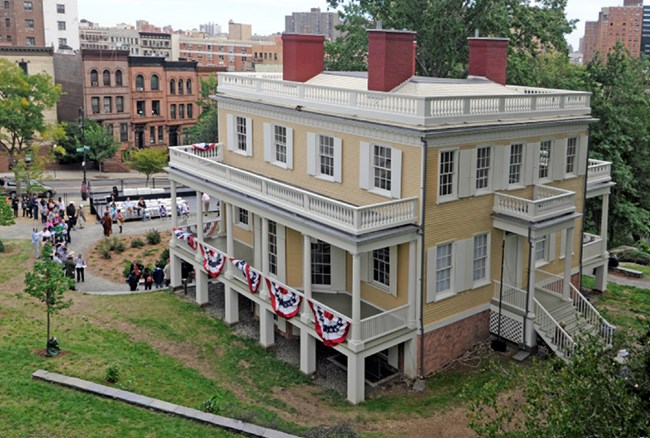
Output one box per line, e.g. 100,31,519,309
506,183,525,191
235,222,251,231
535,259,550,268
271,161,289,170
436,195,458,205
368,187,393,199
472,279,491,290
233,149,250,158
474,189,492,197
431,290,456,303
315,174,336,183
369,280,395,296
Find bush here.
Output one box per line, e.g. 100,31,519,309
145,229,161,245
122,260,133,278
107,237,125,253
105,363,120,384
131,238,144,248
0,239,4,253
97,240,112,259
157,248,169,268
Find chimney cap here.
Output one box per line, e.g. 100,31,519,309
467,37,509,42
367,28,417,35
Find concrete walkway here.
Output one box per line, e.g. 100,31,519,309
605,271,650,290
32,370,298,438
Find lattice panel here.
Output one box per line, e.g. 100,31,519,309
490,311,523,344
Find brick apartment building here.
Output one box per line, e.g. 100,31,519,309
583,0,644,63
0,0,45,46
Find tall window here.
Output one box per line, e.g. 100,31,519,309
535,236,548,262
136,100,145,116
436,243,453,293
187,104,193,119
238,208,249,225
116,96,124,113
56,3,65,13
566,137,577,174
311,241,331,285
170,104,176,119
149,126,155,144
169,79,175,95
57,21,66,30
120,123,128,142
103,70,110,86
178,104,185,118
25,36,35,46
178,79,184,95
186,79,192,94
475,146,491,190
373,144,392,192
158,126,164,144
236,116,247,151
274,125,287,163
539,140,552,179
23,2,32,11
105,124,113,136
473,234,488,282
135,75,144,90
152,100,160,116
318,135,335,177
439,150,455,197
25,19,34,28
103,96,111,113
57,38,66,48
268,220,278,276
91,97,99,114
5,18,9,27
115,70,123,86
90,70,98,86
509,143,523,185
150,74,159,90
372,247,391,287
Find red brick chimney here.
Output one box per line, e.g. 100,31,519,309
467,37,509,85
367,29,417,92
282,33,325,82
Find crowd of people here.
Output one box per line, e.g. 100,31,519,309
126,260,169,292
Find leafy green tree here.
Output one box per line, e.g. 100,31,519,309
0,58,61,165
0,197,13,226
56,120,118,169
24,248,74,356
186,75,219,144
128,147,168,186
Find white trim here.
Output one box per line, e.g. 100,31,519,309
553,138,568,181
263,122,272,162
359,141,370,190
234,206,252,231
422,304,490,333
226,113,235,151
307,132,316,176
390,148,402,199
368,245,398,296
333,137,342,183
244,117,253,157
426,240,455,303
285,127,294,170
458,149,472,198
437,148,458,203
472,232,491,289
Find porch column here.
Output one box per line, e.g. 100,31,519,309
224,203,238,325
170,180,178,230
261,218,269,298
260,308,275,348
225,202,234,270
601,194,609,256
301,234,312,322
300,330,316,375
259,217,274,347
346,352,365,404
224,285,239,325
350,253,362,346
170,248,183,288
595,264,608,292
526,238,537,317
403,336,417,378
407,240,417,329
387,345,399,369
195,264,208,305
196,190,204,243
217,200,226,237
562,227,574,301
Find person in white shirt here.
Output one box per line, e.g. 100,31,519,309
202,193,210,216
31,228,42,258
74,253,86,283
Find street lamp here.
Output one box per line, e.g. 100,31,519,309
78,107,86,184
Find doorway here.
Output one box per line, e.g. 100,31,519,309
503,232,522,288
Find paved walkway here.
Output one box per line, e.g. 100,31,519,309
606,272,650,290
32,370,298,438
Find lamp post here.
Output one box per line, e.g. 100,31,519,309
78,107,86,184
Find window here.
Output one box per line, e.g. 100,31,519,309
186,79,192,94
187,104,193,119
136,100,145,116
25,19,34,29
311,241,331,285
473,234,489,283
91,97,99,114
149,127,155,144
5,18,9,27
535,236,548,263
103,96,112,113
372,247,391,288
18,61,27,74
150,74,159,90
373,144,392,192
57,38,66,48
268,220,277,276
115,70,123,86
435,243,453,293
105,124,113,136
178,104,184,118
135,75,144,91
178,79,183,95
566,137,577,174
236,116,247,151
439,150,456,198
318,135,335,177
4,35,9,43
235,207,249,229
508,143,524,185
158,126,164,144
274,125,287,163
116,96,124,113
152,100,160,116
24,2,32,11
57,21,66,31
3,1,8,9
539,140,552,180
120,123,128,142
475,146,491,190
103,70,110,86
170,104,176,119
169,79,175,95
57,3,65,13
90,69,98,86
25,36,35,46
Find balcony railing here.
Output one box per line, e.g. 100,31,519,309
493,185,576,222
587,159,612,185
217,73,591,126
169,145,418,235
582,232,605,263
493,281,527,312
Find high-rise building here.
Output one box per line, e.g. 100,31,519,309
285,7,341,41
228,20,251,41
199,22,221,36
43,0,79,50
582,2,643,63
0,0,45,46
642,5,650,56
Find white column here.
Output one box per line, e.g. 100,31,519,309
595,264,608,292
300,329,316,375
562,227,574,301
224,202,238,325
526,239,537,318
301,234,312,322
346,352,365,404
196,190,204,243
170,180,178,230
403,337,417,378
260,309,275,348
195,265,208,305
350,253,362,345
261,218,269,299
225,203,234,271
407,240,417,329
170,249,182,288
601,193,609,255
224,284,239,325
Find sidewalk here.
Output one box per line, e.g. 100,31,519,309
0,169,169,182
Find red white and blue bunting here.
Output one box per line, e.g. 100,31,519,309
204,221,220,238
309,301,350,347
199,243,226,279
266,279,302,319
172,227,197,250
192,142,217,152
230,258,261,294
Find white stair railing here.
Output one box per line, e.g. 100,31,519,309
533,299,577,357
569,282,616,345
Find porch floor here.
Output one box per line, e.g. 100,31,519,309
534,289,566,312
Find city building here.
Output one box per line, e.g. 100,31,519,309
641,4,650,56
166,31,614,403
285,7,341,41
0,0,45,47
43,0,79,50
199,22,221,36
228,20,251,41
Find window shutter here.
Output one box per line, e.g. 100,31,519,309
263,123,272,162
469,148,477,194
360,252,368,282
245,117,253,156
453,240,466,293
458,149,472,198
331,246,346,291
226,114,234,151
359,142,370,190
426,247,436,303
277,224,286,283
548,232,557,261
525,142,537,186
553,139,567,181
333,137,342,183
390,148,402,198
560,229,567,258
577,135,588,175
286,127,294,169
389,245,398,296
307,133,316,175
492,145,506,190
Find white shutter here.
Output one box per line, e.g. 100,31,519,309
333,137,342,183
458,149,473,198
426,247,436,303
359,141,370,190
226,114,234,151
553,139,567,181
389,245,398,295
469,148,477,195
253,215,261,267
263,123,272,163
245,117,253,156
492,145,506,190
286,127,294,169
453,239,469,293
525,142,537,186
360,252,368,282
390,148,402,198
277,224,286,283
560,229,567,258
577,135,589,176
548,232,557,261
331,246,346,291
307,133,316,175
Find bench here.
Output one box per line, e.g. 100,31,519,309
611,266,644,278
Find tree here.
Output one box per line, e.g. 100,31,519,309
128,147,168,186
185,75,219,144
24,247,74,357
56,120,118,169
0,58,61,165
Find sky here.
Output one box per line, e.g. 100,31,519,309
77,0,621,51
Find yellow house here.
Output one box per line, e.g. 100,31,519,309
166,31,614,404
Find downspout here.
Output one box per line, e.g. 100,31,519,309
578,126,591,291
523,227,532,348
417,137,428,381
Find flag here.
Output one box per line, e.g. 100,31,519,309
230,258,260,294
199,243,226,278
266,278,301,319
192,142,216,152
309,301,350,347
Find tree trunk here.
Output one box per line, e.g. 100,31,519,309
46,309,50,346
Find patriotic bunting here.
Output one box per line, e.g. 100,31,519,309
172,227,197,250
204,221,220,238
199,243,226,279
309,301,350,347
266,279,302,319
192,142,216,152
230,258,261,294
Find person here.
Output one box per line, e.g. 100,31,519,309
77,204,86,229
116,209,125,233
163,258,170,287
153,265,165,289
21,195,29,217
11,196,18,217
101,211,112,237
158,204,167,218
80,180,89,201
31,228,41,258
179,201,190,224
31,195,39,221
126,271,139,291
64,253,76,290
137,197,148,221
123,197,134,217
202,192,210,216
111,186,119,200
143,267,153,291
74,253,86,283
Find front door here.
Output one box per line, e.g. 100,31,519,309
503,233,522,288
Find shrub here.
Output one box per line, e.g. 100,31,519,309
107,237,125,253
0,239,4,253
145,229,161,245
122,260,133,278
157,248,170,267
97,240,112,259
131,238,144,248
105,363,120,384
